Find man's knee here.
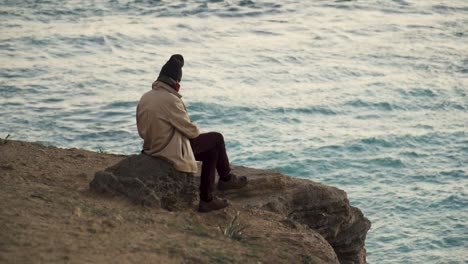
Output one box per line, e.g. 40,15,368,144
209,132,224,145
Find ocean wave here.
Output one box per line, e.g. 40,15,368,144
398,88,437,98
103,101,138,109
429,193,467,210
0,67,48,79
0,85,22,98
360,137,394,148
432,4,468,14
345,99,396,111
78,130,133,141
398,151,428,158
3,0,285,20
271,106,337,115
367,157,405,168
439,170,466,179
187,102,338,121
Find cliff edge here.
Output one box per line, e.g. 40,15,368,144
0,140,370,263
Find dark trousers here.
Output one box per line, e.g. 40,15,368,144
190,132,231,202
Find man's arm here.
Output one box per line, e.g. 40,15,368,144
167,99,200,139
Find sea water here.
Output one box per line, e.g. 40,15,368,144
1,0,467,262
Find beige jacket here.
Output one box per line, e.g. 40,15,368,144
136,81,200,173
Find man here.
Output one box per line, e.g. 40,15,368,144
136,54,247,212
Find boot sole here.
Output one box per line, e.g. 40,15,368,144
198,204,229,213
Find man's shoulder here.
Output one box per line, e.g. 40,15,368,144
143,88,178,99
156,88,181,102
140,88,180,108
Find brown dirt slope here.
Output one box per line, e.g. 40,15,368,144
0,140,342,264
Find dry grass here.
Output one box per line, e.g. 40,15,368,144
1,134,10,145
218,211,250,241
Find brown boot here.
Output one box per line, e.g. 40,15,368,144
198,197,229,213
217,173,248,191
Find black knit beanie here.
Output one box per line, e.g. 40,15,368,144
158,54,184,82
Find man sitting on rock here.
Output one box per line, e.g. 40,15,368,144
136,54,248,212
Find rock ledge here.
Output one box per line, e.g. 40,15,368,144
90,154,371,263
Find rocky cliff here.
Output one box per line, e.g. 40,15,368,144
1,141,370,263
91,154,371,263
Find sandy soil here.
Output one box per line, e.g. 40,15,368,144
0,140,336,264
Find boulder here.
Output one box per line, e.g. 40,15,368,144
90,154,197,210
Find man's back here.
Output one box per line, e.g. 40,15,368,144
137,86,177,153
136,80,199,173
